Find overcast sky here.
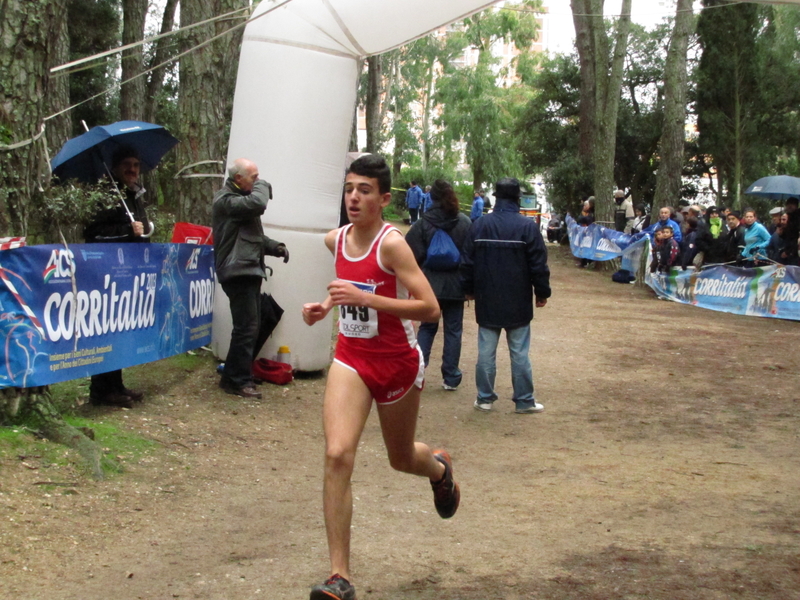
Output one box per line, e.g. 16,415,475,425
540,0,698,54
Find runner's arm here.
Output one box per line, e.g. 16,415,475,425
301,229,339,326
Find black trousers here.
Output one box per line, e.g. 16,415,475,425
221,276,263,389
89,369,124,398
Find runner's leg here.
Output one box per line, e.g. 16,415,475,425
321,362,374,581
376,386,444,481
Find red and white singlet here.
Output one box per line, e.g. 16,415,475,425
333,223,423,404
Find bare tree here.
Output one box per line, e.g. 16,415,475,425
653,0,694,210
176,0,248,225
0,0,69,235
572,0,632,222
120,0,148,121
365,55,383,154
0,0,114,478
144,0,180,124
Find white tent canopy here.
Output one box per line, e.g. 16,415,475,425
212,0,498,370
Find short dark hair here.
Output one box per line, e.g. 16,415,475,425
348,154,391,194
728,210,741,219
786,197,799,207
112,145,140,168
661,225,673,233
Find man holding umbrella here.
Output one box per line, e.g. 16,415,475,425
84,146,151,243
51,120,179,408
84,145,150,407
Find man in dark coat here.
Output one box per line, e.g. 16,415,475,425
212,158,289,399
83,146,151,408
461,177,551,414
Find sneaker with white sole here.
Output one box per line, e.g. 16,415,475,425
442,383,458,391
515,402,545,414
473,400,493,412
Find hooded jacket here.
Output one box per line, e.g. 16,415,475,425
212,178,284,283
406,205,472,301
460,198,551,329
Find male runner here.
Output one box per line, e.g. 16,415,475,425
302,154,460,600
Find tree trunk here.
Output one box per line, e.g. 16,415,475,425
46,4,72,156
349,105,359,152
571,0,599,163
421,55,436,172
573,0,632,223
365,55,382,154
653,0,693,210
177,0,248,225
0,0,68,236
120,0,147,121
0,387,117,480
144,0,180,124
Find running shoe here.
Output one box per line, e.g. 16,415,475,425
310,574,356,600
442,383,458,391
431,450,460,519
473,400,493,412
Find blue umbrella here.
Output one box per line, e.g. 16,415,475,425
744,175,800,202
51,120,179,183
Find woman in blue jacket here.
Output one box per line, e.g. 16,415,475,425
740,208,771,266
406,180,472,391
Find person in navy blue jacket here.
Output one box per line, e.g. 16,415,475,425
644,206,683,243
461,178,551,414
405,181,423,223
421,185,432,213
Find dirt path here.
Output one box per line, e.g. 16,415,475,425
2,245,799,600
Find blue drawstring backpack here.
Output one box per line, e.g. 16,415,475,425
423,227,461,270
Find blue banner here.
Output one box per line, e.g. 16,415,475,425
646,263,800,321
0,243,215,389
565,215,636,261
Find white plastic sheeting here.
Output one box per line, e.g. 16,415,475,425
212,0,498,371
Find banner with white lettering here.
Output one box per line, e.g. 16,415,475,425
565,215,634,261
0,243,216,389
645,263,800,321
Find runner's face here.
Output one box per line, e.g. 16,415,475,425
727,215,739,228
343,173,389,224
742,212,756,226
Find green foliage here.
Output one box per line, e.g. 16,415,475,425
0,418,154,476
695,1,784,204
29,180,117,244
515,53,592,215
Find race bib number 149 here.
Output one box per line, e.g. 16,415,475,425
338,280,378,338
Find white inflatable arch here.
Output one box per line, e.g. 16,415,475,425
212,0,499,370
